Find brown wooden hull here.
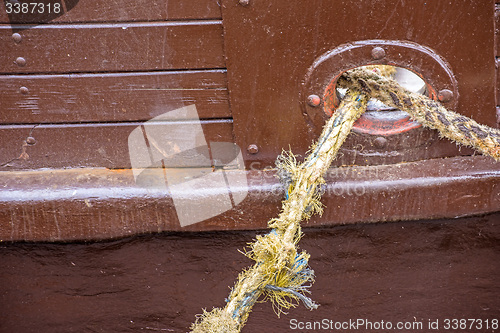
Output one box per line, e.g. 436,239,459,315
1,0,499,331
1,212,499,332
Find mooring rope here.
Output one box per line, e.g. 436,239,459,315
190,69,500,333
339,68,500,160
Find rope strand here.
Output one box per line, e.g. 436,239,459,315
190,91,368,333
338,68,500,160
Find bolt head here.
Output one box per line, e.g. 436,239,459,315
19,86,29,95
373,137,388,149
247,144,259,154
438,89,453,103
26,137,36,145
12,33,22,43
307,94,321,107
15,57,26,67
371,47,386,60
238,0,250,6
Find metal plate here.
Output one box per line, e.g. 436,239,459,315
302,40,459,132
221,0,496,167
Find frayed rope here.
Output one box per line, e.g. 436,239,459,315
190,67,499,333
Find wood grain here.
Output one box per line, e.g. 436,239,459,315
0,21,225,73
0,0,221,24
0,120,234,170
0,70,230,124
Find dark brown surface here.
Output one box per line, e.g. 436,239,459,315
497,56,500,108
222,0,496,168
497,3,500,58
0,120,234,170
0,212,498,332
321,127,476,167
0,21,225,74
1,156,498,241
0,0,222,24
0,70,230,124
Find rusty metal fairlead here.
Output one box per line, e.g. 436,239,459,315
189,68,500,333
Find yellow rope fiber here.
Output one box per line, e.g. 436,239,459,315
339,68,500,160
190,69,500,333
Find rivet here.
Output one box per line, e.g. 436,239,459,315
15,57,26,67
438,89,453,103
12,33,22,43
26,137,36,145
20,86,29,94
371,47,386,60
238,0,250,6
307,94,321,107
373,137,388,149
247,144,259,154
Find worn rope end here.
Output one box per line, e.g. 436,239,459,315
262,251,319,317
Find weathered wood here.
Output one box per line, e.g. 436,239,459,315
0,0,222,24
0,120,234,170
0,70,230,124
0,214,498,332
0,21,225,73
0,156,498,242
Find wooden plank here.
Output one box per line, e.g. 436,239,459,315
0,21,225,74
0,70,230,124
1,215,498,331
0,120,234,170
0,156,498,241
0,0,221,24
